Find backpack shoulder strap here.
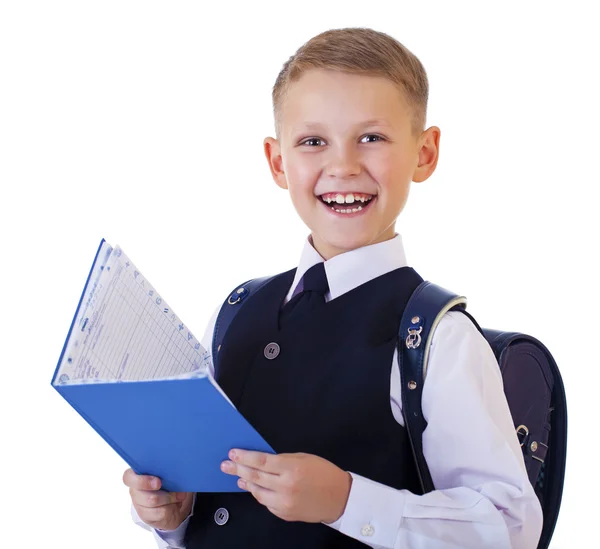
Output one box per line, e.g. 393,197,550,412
211,276,274,368
398,281,467,494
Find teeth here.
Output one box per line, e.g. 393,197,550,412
321,193,373,205
331,205,363,213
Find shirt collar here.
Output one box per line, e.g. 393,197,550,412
285,234,409,303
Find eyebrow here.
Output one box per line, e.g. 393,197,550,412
294,119,393,132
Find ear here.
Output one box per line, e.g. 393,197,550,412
264,137,288,190
413,126,441,183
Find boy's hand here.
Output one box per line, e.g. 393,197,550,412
123,468,193,531
220,450,352,524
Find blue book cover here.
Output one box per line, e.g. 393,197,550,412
51,239,274,493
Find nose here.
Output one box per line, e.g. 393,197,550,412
324,144,361,179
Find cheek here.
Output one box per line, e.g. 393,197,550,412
284,157,320,199
372,156,413,191
290,160,319,185
288,186,317,218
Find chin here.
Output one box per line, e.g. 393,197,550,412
316,232,380,257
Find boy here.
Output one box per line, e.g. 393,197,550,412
124,27,543,548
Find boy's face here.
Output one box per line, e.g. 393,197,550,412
264,69,440,260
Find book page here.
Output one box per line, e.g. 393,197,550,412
55,244,210,385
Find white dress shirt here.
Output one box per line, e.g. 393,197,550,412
133,234,543,549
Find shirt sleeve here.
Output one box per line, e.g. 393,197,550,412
130,303,222,547
325,311,543,549
131,502,193,549
199,302,221,378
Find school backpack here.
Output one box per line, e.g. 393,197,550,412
212,277,567,549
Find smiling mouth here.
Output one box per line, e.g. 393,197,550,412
318,192,375,214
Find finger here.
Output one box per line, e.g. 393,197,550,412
134,503,173,525
239,479,280,509
229,449,280,474
221,461,279,490
131,489,186,508
123,468,161,491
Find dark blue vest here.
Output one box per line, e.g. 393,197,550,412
185,266,424,548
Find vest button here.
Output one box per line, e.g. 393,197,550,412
264,342,280,360
214,507,229,526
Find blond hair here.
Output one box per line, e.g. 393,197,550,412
272,27,429,137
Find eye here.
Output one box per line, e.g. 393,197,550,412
299,137,326,147
360,134,384,143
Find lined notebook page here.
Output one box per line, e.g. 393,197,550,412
56,243,210,384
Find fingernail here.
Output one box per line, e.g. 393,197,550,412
151,477,160,489
221,460,232,472
229,450,237,461
238,478,247,490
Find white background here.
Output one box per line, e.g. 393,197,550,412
1,1,597,547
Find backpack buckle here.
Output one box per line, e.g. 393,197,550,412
406,316,423,349
516,424,530,447
228,287,249,305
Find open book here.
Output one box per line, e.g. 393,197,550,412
51,239,273,492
